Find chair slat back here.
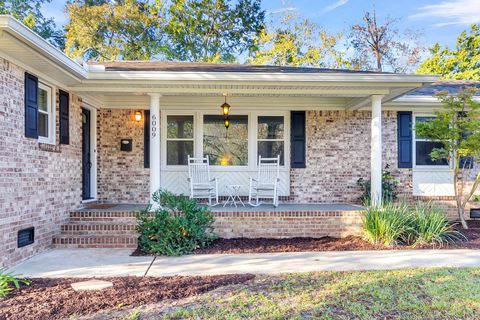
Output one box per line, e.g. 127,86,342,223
257,155,280,184
188,155,211,184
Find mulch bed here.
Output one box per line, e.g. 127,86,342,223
133,220,480,255
0,274,254,320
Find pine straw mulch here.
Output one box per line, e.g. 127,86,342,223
0,274,254,320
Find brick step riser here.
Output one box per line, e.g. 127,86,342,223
60,231,138,236
69,218,137,223
53,237,138,249
61,225,137,232
53,243,138,249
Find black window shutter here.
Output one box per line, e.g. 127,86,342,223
397,111,413,168
59,90,70,144
291,111,306,168
24,73,38,138
144,110,150,168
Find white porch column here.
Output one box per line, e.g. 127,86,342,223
149,93,161,204
370,95,384,206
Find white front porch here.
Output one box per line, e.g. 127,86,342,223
73,72,437,205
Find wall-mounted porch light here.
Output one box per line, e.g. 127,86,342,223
134,111,142,122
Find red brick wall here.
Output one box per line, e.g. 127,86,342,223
290,110,409,204
0,57,84,268
213,210,363,238
97,109,150,203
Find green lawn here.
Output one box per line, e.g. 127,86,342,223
161,268,480,320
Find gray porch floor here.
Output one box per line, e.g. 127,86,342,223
77,203,363,212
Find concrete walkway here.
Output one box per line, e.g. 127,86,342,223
8,248,480,278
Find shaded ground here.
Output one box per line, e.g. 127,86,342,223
0,274,254,320
81,268,480,320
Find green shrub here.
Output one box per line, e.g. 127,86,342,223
362,202,465,247
410,203,465,247
136,190,216,256
357,164,399,204
0,268,30,298
362,203,413,246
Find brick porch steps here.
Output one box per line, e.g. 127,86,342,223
53,210,139,249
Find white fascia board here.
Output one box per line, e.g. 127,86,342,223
0,15,87,80
85,70,439,83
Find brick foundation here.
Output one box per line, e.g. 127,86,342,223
213,210,363,238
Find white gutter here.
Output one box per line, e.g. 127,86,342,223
85,70,438,83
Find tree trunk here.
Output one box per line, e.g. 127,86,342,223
458,206,469,229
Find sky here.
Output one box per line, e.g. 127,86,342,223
42,0,480,48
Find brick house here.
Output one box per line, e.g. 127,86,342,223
1,15,479,268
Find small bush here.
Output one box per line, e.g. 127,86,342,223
0,268,30,298
362,203,413,246
410,203,465,247
362,202,465,247
357,164,399,204
137,190,216,256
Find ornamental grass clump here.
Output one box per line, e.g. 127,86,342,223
410,203,465,247
362,203,413,246
0,268,30,298
136,190,216,256
362,202,465,247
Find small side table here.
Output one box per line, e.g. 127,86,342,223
223,185,245,207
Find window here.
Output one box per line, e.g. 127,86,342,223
203,115,248,166
414,116,448,166
166,115,194,165
257,116,285,165
38,82,54,143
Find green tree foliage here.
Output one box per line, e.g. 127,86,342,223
348,10,423,72
165,0,265,62
416,89,480,229
0,0,64,48
248,10,345,68
65,0,265,62
417,24,480,80
65,0,166,61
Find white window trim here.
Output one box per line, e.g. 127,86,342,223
413,113,450,170
37,81,56,145
163,112,195,168
160,110,290,170
254,112,290,168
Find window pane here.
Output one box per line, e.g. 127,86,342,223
38,88,48,112
203,115,248,166
258,116,284,139
415,117,435,139
258,141,284,165
416,141,448,166
167,115,194,139
38,112,48,138
167,141,193,165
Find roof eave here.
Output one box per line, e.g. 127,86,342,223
0,15,88,80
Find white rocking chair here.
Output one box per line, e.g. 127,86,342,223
248,155,280,207
187,155,219,206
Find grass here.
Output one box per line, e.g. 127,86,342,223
157,268,480,320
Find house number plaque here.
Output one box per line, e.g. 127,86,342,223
151,114,157,138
